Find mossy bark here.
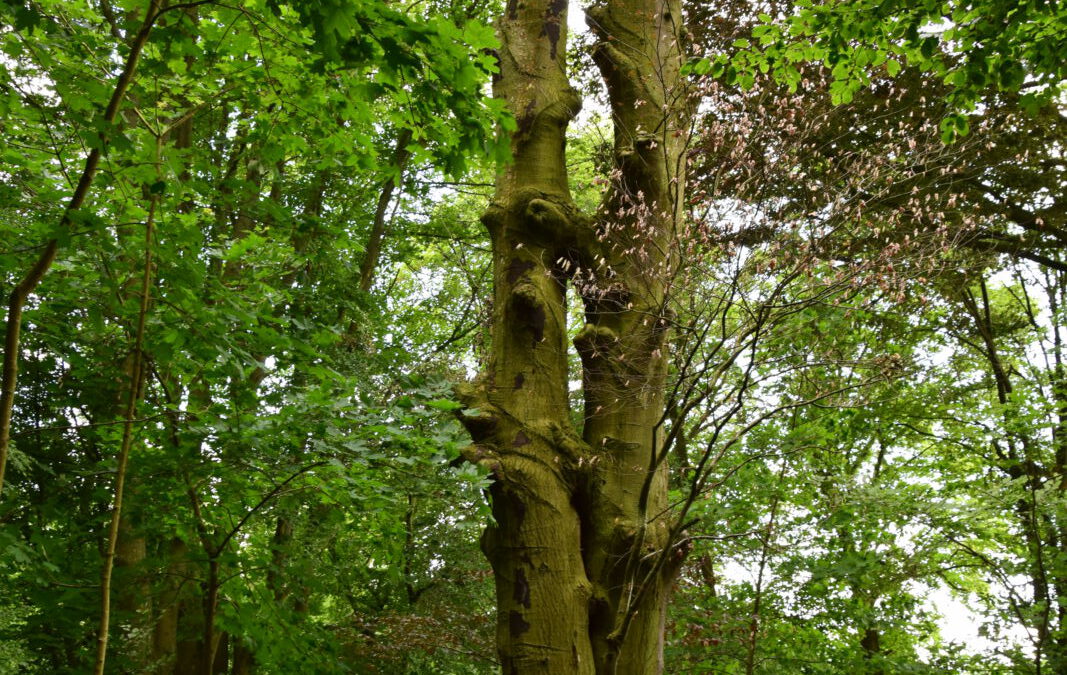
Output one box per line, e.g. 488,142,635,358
460,1,688,673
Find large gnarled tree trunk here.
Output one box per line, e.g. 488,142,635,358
458,1,688,672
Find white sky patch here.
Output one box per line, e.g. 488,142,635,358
927,586,988,646
568,3,587,34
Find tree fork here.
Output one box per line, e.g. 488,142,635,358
471,0,689,672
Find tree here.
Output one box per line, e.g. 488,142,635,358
3,1,1064,673
453,0,691,671
656,3,1067,671
0,1,504,673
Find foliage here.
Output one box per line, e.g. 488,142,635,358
0,0,1064,673
689,0,1066,139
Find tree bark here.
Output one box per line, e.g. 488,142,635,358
114,514,151,671
458,1,688,673
860,626,883,675
358,128,413,293
151,538,188,674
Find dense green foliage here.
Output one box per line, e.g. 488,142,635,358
0,0,502,672
693,0,1066,138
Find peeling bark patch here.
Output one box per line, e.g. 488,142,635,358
529,303,546,346
511,494,527,530
513,568,531,608
540,0,567,59
517,98,537,137
506,258,535,285
512,288,547,348
509,610,531,636
521,302,546,347
513,372,525,390
513,430,530,447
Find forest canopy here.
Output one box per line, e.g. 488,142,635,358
0,0,1064,674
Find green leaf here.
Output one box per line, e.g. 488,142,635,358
427,399,463,412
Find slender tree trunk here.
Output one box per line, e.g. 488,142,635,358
458,1,687,673
115,514,151,670
359,128,413,293
151,538,188,673
961,279,1056,672
198,558,222,675
0,0,162,501
94,188,159,675
744,465,785,675
87,350,151,669
860,626,883,674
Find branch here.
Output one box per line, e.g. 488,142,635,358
0,0,163,501
213,461,327,558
